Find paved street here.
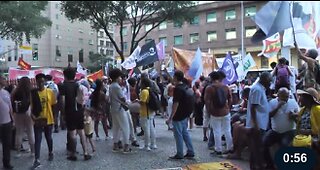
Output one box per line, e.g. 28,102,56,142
9,116,249,170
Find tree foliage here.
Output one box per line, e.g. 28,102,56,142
61,1,196,62
0,1,52,43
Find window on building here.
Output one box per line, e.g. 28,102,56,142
122,26,128,36
8,55,11,62
89,51,94,56
261,57,269,68
32,44,38,61
110,50,114,56
56,24,59,30
207,11,217,23
174,35,183,45
79,49,84,63
14,46,18,61
226,28,237,40
99,31,104,37
88,40,94,45
55,14,59,20
79,38,84,44
79,28,83,33
55,35,62,40
225,9,236,20
159,21,167,30
56,45,61,56
245,6,256,17
207,31,217,41
190,15,199,25
145,24,153,32
89,30,94,35
173,20,183,28
8,46,12,61
100,40,104,46
100,48,104,55
109,33,114,38
245,26,256,38
190,33,199,43
123,42,128,52
68,54,73,62
159,37,167,47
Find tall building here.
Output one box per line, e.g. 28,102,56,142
97,27,116,66
114,1,300,70
0,1,98,71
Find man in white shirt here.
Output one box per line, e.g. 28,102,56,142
0,75,14,169
263,87,299,169
246,72,272,170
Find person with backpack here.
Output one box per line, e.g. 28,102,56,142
136,79,157,151
166,70,195,160
204,71,233,155
45,75,60,133
271,57,293,93
11,77,35,158
60,67,91,161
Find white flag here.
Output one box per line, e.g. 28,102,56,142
77,61,87,76
121,46,140,70
243,53,256,73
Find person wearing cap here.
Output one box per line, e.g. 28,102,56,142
295,88,320,137
295,43,320,93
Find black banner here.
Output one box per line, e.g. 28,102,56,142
136,40,158,67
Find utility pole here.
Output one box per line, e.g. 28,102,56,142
241,1,245,60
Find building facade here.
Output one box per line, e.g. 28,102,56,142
114,1,300,70
97,27,116,65
0,1,98,71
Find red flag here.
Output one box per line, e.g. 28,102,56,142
87,69,103,82
17,57,31,70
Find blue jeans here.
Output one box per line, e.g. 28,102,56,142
172,118,195,157
34,125,53,160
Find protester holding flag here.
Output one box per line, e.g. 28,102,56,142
295,43,320,93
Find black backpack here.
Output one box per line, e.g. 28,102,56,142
213,85,227,108
183,85,195,116
13,92,30,113
147,89,161,111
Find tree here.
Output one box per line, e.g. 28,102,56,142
0,1,52,43
61,1,196,62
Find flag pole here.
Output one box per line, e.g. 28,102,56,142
241,1,245,62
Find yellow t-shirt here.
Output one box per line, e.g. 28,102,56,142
38,88,56,125
139,88,150,118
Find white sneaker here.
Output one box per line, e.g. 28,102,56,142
139,146,151,151
150,145,158,150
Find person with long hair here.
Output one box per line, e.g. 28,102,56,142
11,77,35,157
90,79,109,140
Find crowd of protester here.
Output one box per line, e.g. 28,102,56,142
0,45,320,170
